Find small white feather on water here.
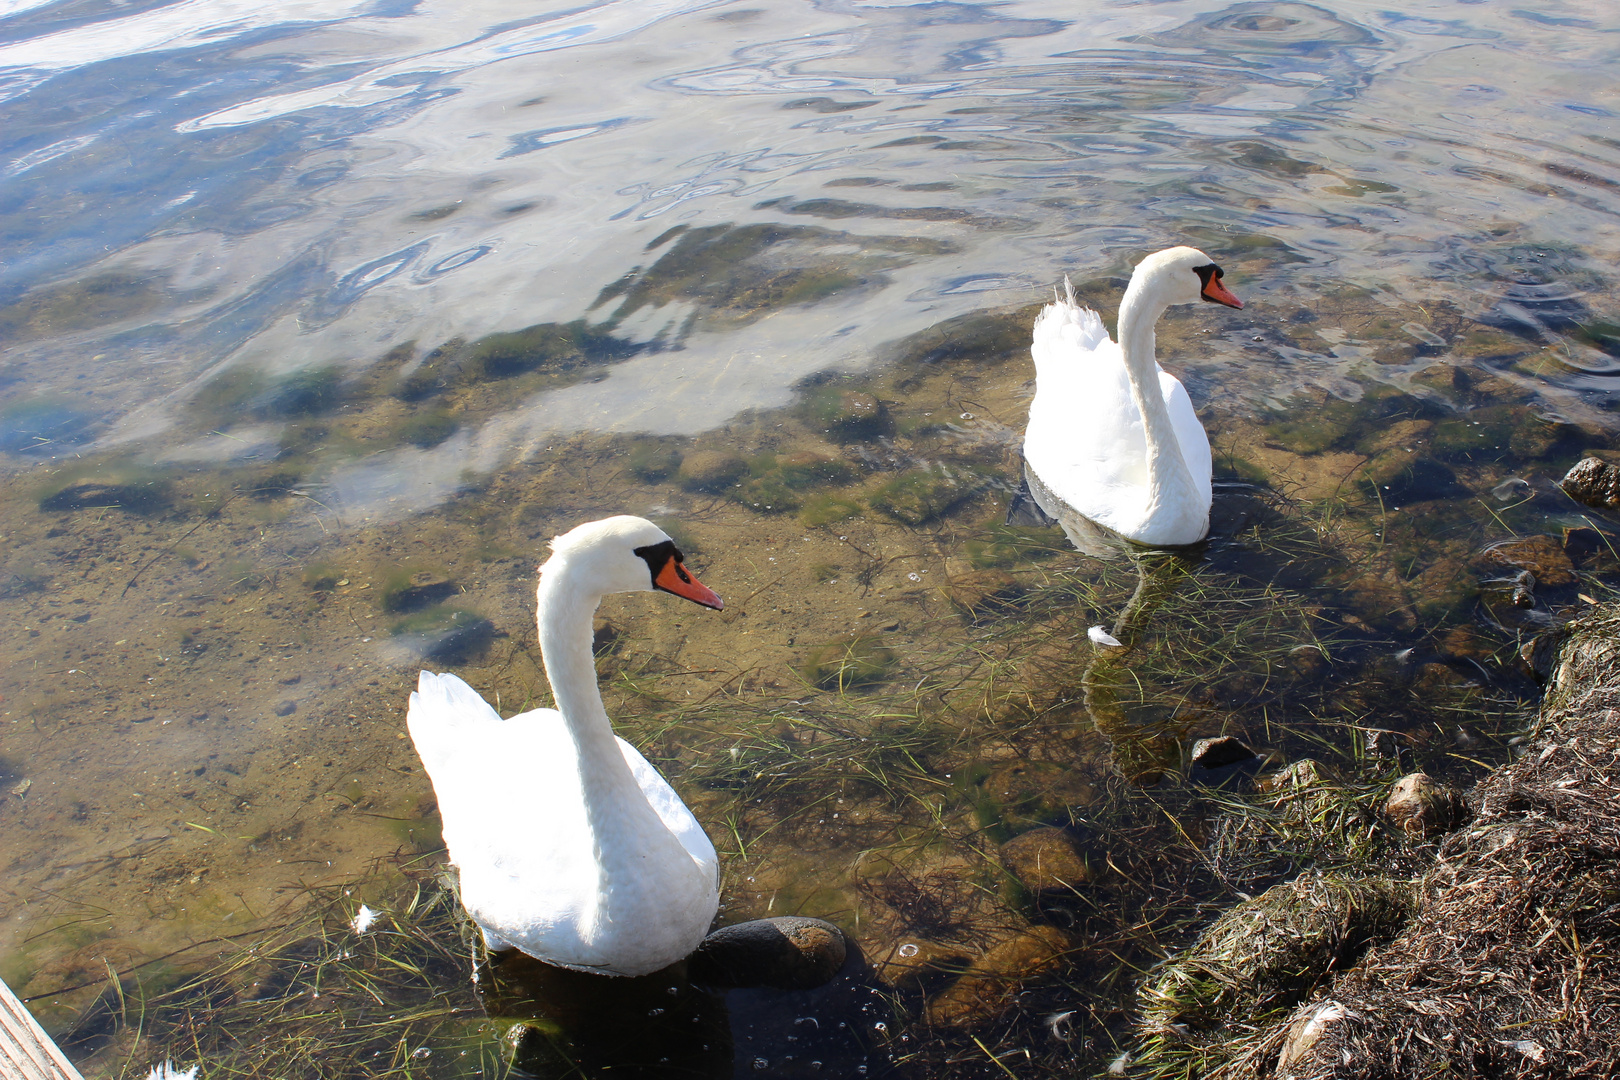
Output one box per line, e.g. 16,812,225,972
351,904,378,935
146,1062,199,1080
1088,625,1123,647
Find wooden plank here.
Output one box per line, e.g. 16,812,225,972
0,975,86,1080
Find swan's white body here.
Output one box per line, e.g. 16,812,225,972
407,516,721,977
1023,246,1240,547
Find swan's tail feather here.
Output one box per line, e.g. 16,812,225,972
1033,287,1111,359
408,671,504,739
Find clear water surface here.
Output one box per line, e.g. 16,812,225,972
2,0,1618,1076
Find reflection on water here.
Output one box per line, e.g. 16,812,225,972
3,0,1620,1076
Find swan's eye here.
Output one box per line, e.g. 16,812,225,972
634,540,694,586
633,539,678,584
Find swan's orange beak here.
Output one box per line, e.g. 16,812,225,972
654,559,724,610
1202,275,1243,309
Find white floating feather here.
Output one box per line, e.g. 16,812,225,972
146,1062,199,1080
351,904,378,935
1088,625,1124,647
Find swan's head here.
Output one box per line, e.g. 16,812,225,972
1134,246,1243,309
541,515,723,610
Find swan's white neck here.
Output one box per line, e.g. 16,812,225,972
1117,271,1199,513
536,563,657,854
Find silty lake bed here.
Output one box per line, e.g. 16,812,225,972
2,0,1619,1075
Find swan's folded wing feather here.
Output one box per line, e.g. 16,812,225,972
1026,307,1152,528
407,673,589,912
1031,299,1110,369
1159,368,1213,492
618,738,719,880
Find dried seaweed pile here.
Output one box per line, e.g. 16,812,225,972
1207,604,1620,1079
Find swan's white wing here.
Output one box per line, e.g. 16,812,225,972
618,738,718,880
1158,367,1213,496
407,672,592,936
407,671,716,973
1026,299,1152,532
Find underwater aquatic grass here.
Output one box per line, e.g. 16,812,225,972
80,874,507,1080
49,476,1552,1080
590,487,1544,1077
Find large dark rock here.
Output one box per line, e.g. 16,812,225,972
688,916,847,990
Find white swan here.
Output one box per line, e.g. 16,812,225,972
407,516,723,977
1022,246,1243,547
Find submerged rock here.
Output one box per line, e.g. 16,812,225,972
1384,773,1468,839
1190,736,1258,771
944,567,1022,620
868,936,971,990
1478,568,1535,610
922,926,1074,1027
688,916,847,990
1362,728,1405,760
868,466,985,526
801,634,896,690
39,475,171,514
1561,456,1620,509
1518,631,1563,681
678,450,748,493
1563,525,1615,569
802,387,890,439
1472,535,1577,587
998,826,1095,893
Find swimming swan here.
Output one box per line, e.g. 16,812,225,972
1023,246,1243,547
408,516,724,977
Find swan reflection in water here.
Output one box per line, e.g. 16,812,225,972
1012,469,1279,785
479,951,734,1077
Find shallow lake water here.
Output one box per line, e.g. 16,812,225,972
2,0,1619,1076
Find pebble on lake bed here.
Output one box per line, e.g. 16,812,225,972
1189,736,1258,771
1255,757,1335,795
687,916,847,990
1384,772,1468,839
